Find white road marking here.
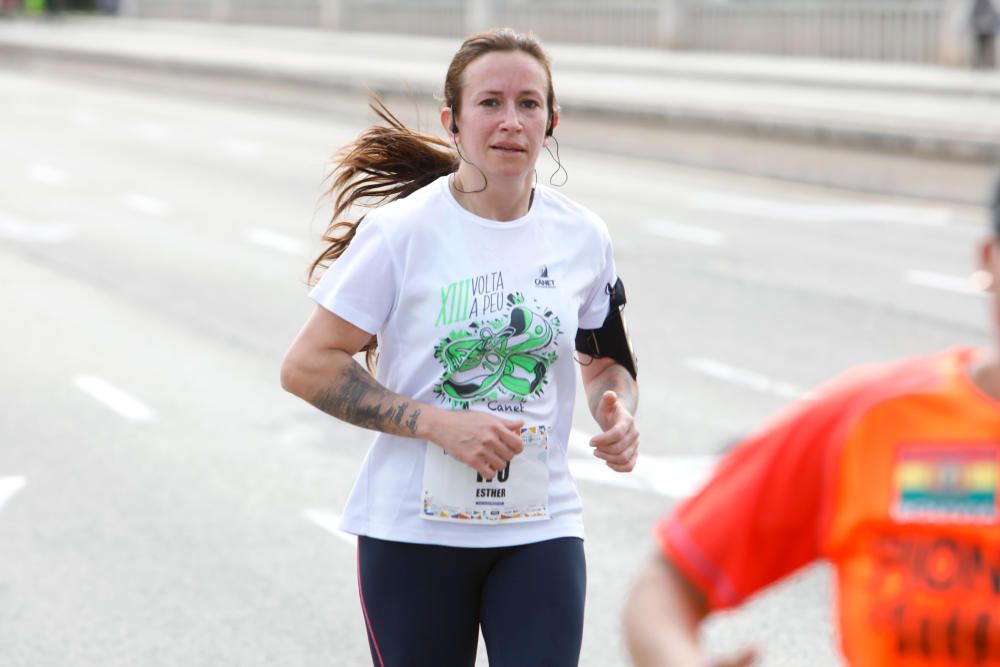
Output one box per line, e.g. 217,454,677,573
688,194,953,227
303,509,357,546
634,453,718,498
123,192,169,217
0,211,76,243
246,228,307,256
276,422,325,448
840,205,952,226
28,164,67,186
10,101,38,116
0,476,26,513
73,109,100,129
73,375,155,422
569,458,648,494
904,270,987,297
135,122,169,143
223,139,263,159
683,357,810,400
642,220,726,246
568,429,717,498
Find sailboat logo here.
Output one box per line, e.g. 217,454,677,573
535,265,556,288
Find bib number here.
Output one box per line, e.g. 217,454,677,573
421,425,550,524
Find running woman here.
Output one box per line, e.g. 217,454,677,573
282,28,640,667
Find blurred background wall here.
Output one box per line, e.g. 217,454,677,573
101,0,986,65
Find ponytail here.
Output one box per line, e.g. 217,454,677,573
310,97,457,370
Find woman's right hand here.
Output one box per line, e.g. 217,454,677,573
429,410,525,479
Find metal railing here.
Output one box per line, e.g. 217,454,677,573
118,0,952,63
493,1,662,47
684,2,944,62
340,0,465,36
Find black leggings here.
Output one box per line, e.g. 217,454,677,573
357,535,586,667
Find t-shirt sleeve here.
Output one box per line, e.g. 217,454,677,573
577,222,617,330
309,217,398,336
654,379,859,610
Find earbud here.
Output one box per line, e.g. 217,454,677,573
450,119,458,135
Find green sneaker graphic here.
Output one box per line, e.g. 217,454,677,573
434,299,560,407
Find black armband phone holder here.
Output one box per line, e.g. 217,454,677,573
575,277,638,380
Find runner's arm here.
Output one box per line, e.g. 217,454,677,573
580,355,638,417
579,355,639,471
623,553,755,667
281,305,429,437
281,306,522,475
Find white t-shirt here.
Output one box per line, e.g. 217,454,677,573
310,175,616,547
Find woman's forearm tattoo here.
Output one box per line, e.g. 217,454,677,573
312,362,421,436
587,364,638,416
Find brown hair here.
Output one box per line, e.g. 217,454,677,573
310,28,556,370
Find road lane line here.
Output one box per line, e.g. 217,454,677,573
641,220,726,246
569,429,717,498
569,458,647,494
0,211,76,243
828,205,952,226
303,509,357,546
246,228,307,256
687,195,952,226
11,101,38,116
223,139,263,159
904,270,986,297
0,477,26,513
73,376,155,422
135,122,169,143
123,193,169,217
73,109,99,129
683,357,810,400
28,164,67,186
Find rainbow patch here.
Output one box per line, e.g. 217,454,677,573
893,446,997,523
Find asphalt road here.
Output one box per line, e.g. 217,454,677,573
0,65,991,666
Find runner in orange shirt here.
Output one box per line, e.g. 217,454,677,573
623,174,1000,667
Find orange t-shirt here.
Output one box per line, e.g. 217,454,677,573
657,347,1000,666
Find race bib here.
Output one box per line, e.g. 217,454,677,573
421,425,550,524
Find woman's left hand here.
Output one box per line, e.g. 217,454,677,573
589,390,639,472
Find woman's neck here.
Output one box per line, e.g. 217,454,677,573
450,169,535,222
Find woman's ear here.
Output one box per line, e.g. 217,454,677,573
544,109,560,146
441,107,457,140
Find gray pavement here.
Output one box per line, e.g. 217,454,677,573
1,15,999,204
